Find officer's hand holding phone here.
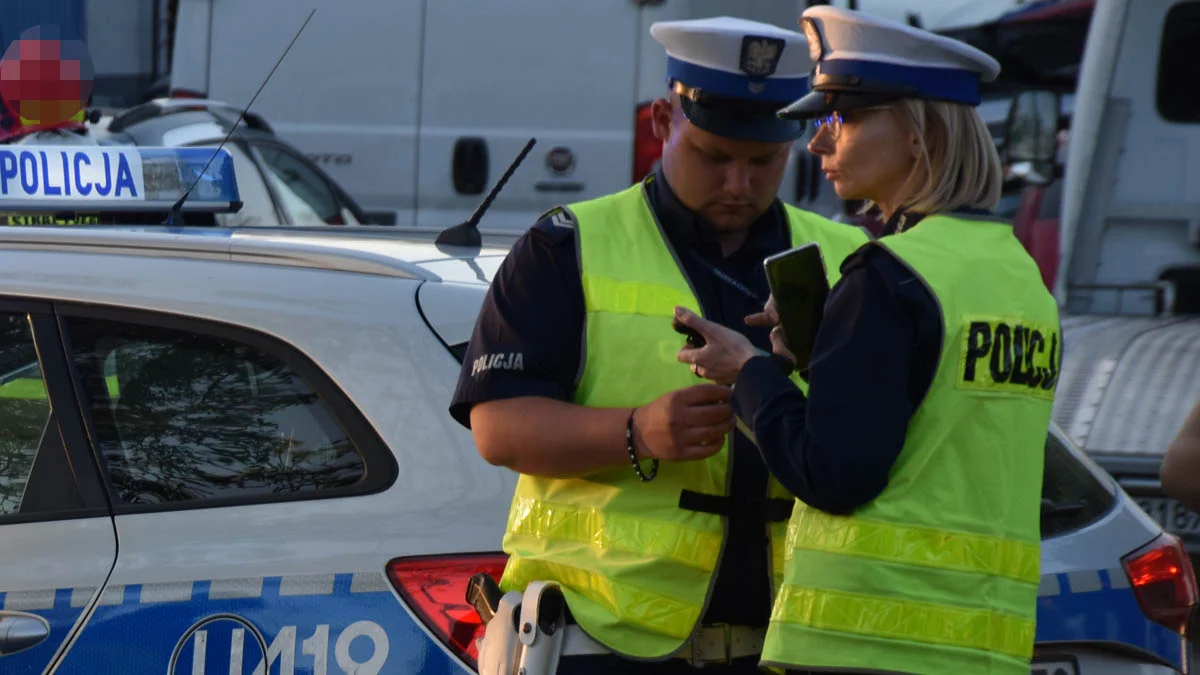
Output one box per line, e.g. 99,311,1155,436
761,243,830,378
673,307,765,386
744,294,779,329
745,295,797,366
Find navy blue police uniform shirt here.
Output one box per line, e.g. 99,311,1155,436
730,210,979,515
450,166,792,628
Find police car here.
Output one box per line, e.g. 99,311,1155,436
0,145,1192,675
0,98,373,228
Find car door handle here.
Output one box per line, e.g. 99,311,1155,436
0,612,50,656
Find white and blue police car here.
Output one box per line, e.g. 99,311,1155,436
0,145,1192,675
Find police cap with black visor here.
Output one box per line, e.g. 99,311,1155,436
652,16,812,144
776,6,1001,125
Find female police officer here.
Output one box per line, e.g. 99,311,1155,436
672,7,1062,675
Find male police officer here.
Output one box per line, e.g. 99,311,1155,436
450,16,868,674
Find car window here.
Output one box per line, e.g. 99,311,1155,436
1041,430,1117,538
0,314,51,515
251,144,361,225
64,316,368,506
203,143,280,227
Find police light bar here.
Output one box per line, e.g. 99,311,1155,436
0,145,243,214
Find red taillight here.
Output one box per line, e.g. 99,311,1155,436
387,553,509,669
632,102,662,184
1122,533,1199,634
169,88,207,99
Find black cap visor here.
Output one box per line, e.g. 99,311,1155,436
776,71,925,120
777,89,907,120
678,95,804,143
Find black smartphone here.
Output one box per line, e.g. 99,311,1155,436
763,243,829,374
672,318,706,348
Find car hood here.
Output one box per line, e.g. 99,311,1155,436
413,254,506,285
417,281,490,349
241,232,508,347
225,228,511,284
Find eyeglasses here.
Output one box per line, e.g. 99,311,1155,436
811,106,892,140
812,112,846,140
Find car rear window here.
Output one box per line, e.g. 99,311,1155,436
1042,429,1117,538
62,312,394,508
0,314,51,515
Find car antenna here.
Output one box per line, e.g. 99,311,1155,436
434,137,537,249
164,8,316,226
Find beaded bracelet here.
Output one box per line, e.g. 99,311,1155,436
626,409,659,482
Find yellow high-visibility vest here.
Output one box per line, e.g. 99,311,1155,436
499,181,870,659
762,213,1061,675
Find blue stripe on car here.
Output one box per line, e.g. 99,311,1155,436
3,572,467,675
1036,568,1184,670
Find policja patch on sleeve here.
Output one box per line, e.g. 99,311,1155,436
957,315,1061,399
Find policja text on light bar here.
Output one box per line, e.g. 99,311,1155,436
0,146,243,214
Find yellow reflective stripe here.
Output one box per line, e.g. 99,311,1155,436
507,496,721,570
0,375,120,399
772,584,1035,660
504,557,700,641
762,617,1031,675
771,521,788,584
787,508,1039,584
582,275,695,317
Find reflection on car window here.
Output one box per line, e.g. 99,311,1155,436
1041,431,1116,538
66,317,366,506
0,314,51,515
252,145,359,225
1006,95,1040,162
206,143,280,227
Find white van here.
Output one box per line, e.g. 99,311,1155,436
166,0,852,230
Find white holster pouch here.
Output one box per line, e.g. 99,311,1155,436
475,580,569,675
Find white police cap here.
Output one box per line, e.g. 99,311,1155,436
650,17,815,142
778,6,1001,120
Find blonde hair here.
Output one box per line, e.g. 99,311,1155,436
887,99,1003,215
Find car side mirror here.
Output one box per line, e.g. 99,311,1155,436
1003,90,1060,167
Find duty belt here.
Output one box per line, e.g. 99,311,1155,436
561,623,766,667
